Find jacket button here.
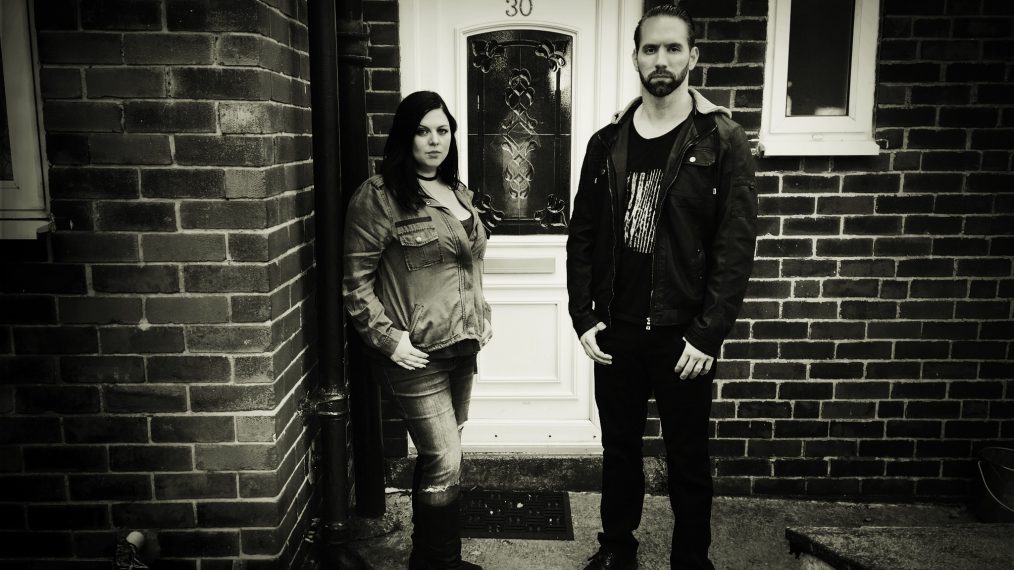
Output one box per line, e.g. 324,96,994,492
415,236,423,242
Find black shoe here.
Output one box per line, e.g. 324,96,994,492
582,546,638,570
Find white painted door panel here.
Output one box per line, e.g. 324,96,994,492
400,0,642,451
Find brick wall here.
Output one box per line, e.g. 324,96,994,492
682,0,1013,498
1,0,317,566
366,0,1013,500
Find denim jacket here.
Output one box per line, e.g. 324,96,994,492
343,175,492,357
566,89,758,357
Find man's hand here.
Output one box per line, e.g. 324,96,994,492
579,322,613,365
675,338,713,380
390,332,429,370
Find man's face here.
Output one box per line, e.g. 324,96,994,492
633,15,699,98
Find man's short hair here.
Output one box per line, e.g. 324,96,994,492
633,3,697,50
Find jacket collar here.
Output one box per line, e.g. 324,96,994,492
610,87,732,124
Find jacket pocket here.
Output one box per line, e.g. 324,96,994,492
397,223,442,271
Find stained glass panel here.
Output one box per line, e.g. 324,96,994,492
467,30,572,235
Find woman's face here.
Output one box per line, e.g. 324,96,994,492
412,108,452,173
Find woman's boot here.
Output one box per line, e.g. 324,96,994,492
408,493,482,570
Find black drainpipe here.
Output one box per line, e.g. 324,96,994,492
335,0,387,519
307,1,371,567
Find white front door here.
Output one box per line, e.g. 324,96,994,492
400,0,642,451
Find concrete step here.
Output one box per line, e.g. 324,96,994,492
786,524,1014,570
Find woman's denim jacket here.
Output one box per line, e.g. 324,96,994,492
343,175,492,357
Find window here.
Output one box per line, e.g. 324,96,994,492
0,0,49,239
758,0,881,156
466,29,572,235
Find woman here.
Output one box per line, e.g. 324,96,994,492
343,91,491,570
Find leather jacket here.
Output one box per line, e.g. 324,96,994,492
343,175,492,357
566,89,758,357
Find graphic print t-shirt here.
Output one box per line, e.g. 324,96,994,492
611,120,685,324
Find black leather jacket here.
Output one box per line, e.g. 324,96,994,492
566,89,757,357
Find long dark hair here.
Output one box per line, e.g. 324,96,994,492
380,91,461,211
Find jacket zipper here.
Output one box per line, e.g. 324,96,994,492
603,136,618,327
644,122,718,331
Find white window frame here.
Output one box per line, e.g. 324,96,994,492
0,0,50,239
758,0,881,157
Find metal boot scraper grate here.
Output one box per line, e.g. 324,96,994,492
459,489,574,540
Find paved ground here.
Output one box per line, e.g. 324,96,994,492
328,491,984,570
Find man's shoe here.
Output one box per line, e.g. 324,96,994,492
582,547,638,570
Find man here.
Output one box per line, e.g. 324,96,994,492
566,4,757,569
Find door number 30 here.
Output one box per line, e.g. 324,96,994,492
506,0,533,17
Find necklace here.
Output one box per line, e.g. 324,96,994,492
416,172,438,181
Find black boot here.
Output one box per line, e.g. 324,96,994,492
408,493,482,570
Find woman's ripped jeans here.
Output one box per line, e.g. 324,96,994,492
370,354,476,507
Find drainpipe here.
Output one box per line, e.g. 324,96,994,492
307,0,370,567
335,0,387,519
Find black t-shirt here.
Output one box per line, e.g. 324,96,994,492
612,119,685,324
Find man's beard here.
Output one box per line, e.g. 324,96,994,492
639,61,690,97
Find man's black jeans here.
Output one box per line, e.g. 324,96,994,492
594,320,716,570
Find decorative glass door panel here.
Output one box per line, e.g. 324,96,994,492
467,30,572,235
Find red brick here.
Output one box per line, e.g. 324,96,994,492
89,134,173,165
141,234,227,262
43,101,122,133
58,296,143,324
12,327,99,355
38,32,123,64
175,135,275,166
86,67,167,98
27,505,110,530
152,416,235,443
158,529,239,558
146,355,232,383
53,233,139,262
60,355,146,383
190,384,276,412
124,33,216,64
125,101,218,133
195,444,278,470
146,296,230,324
49,168,140,200
180,200,271,229
184,265,272,293
109,445,194,472
81,0,161,30
154,473,237,499
96,201,177,232
69,474,151,500
169,67,273,100
98,327,186,354
112,503,196,529
185,325,273,353
23,445,109,472
104,385,188,413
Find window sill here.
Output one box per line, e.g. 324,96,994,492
757,138,881,157
0,214,52,240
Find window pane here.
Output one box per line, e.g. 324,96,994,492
785,0,855,117
0,46,13,181
467,30,572,235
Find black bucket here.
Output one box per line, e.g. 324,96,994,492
971,446,1014,523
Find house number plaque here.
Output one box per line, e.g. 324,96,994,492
505,0,533,17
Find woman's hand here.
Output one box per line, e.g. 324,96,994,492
390,332,429,370
481,318,493,347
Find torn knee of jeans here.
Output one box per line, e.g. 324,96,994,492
417,484,459,506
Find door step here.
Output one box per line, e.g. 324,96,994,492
384,453,669,493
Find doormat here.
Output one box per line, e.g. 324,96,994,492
459,489,574,540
